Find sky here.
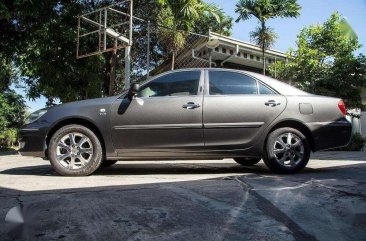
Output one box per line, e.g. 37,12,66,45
16,0,366,112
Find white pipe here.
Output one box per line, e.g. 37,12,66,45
221,44,239,67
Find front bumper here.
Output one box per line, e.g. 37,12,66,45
18,128,47,158
308,120,352,151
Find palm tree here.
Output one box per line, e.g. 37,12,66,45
157,0,223,70
235,0,301,75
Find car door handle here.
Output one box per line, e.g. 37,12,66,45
182,102,200,109
265,100,280,107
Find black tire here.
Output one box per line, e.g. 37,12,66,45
263,127,310,174
48,124,103,176
234,157,261,166
100,160,118,168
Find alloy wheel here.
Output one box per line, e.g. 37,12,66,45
273,132,304,167
56,132,94,169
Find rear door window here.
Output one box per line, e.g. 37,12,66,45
208,71,257,95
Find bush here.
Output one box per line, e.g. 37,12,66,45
340,133,366,151
0,128,18,149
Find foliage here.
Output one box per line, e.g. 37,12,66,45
269,13,366,108
0,90,26,148
156,0,225,69
339,133,366,151
235,0,301,75
193,13,233,36
1,0,232,100
0,128,18,149
249,25,278,49
0,90,26,132
0,54,14,91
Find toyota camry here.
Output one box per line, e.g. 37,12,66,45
19,68,352,176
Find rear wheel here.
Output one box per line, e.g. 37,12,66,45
234,157,261,166
263,127,310,174
48,124,103,176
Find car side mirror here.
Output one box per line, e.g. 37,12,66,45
128,83,140,100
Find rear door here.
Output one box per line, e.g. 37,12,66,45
203,70,286,149
110,70,204,156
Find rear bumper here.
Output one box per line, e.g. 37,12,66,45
308,120,352,151
18,128,47,158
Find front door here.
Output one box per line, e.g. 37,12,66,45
203,70,286,149
110,70,204,156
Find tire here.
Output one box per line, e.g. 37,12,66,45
48,124,103,176
263,127,310,174
234,157,261,166
100,160,118,168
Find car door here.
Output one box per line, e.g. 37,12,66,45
203,70,286,149
110,70,204,156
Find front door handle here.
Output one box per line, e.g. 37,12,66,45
265,100,280,107
182,102,201,109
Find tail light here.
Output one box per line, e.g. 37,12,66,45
338,100,347,116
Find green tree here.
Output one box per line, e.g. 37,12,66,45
270,12,366,108
1,0,232,103
193,13,233,36
0,90,26,148
157,0,224,69
235,0,301,75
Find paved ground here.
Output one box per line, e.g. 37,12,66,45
0,151,366,241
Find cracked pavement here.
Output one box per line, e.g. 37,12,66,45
0,152,366,241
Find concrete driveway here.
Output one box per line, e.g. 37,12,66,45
0,152,366,241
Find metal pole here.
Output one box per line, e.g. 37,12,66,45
124,0,133,89
147,20,151,79
209,49,212,68
104,8,107,51
77,17,80,58
274,56,277,79
99,10,101,52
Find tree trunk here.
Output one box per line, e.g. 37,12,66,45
109,40,118,96
80,79,88,100
261,21,266,75
171,51,175,70
103,53,111,97
262,43,266,75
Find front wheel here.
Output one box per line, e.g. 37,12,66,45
263,127,310,174
48,124,103,176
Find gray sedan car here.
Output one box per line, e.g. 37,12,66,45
19,68,352,176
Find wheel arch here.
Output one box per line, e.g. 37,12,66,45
265,119,315,152
45,118,106,158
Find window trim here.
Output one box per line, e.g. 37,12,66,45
257,81,278,95
135,69,204,99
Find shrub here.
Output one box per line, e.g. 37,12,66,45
340,133,366,151
0,128,18,149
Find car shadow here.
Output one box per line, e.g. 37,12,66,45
0,162,272,176
0,150,18,156
1,160,364,178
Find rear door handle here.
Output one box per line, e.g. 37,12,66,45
182,102,200,109
265,100,280,107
